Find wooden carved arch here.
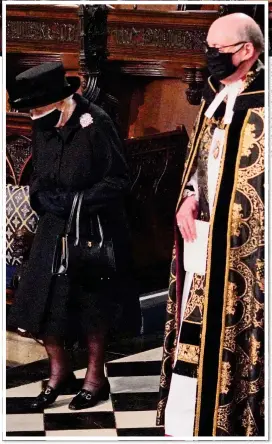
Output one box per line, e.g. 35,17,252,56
78,5,120,129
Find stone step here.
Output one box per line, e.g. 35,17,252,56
6,331,47,367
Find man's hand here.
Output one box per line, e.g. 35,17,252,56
176,196,198,242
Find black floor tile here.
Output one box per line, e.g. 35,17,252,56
6,359,49,389
6,431,46,437
6,349,127,389
107,360,161,377
6,397,44,414
44,412,116,430
117,427,165,436
112,392,159,411
69,348,126,367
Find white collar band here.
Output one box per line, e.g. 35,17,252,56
205,79,244,125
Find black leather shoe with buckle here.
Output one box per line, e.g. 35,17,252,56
68,379,110,410
30,372,77,410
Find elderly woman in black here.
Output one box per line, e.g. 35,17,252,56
8,62,140,410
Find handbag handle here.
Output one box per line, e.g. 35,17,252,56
73,191,104,248
65,193,80,235
52,194,79,276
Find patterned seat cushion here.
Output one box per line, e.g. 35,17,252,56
6,185,38,266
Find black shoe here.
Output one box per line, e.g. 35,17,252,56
68,379,110,410
30,372,77,410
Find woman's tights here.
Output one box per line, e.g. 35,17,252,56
43,330,107,391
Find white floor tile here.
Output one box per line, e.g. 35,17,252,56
74,368,87,378
109,347,163,363
115,410,157,429
109,375,160,393
6,381,42,398
46,429,117,436
45,395,113,414
6,413,44,432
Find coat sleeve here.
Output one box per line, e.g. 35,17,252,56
81,114,131,213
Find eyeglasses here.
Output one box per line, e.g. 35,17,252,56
203,41,248,54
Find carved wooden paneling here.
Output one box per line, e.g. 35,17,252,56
109,26,205,52
7,19,78,43
6,113,32,186
125,128,188,292
113,5,179,12
6,5,80,50
104,9,218,105
6,5,80,84
106,9,218,75
6,113,32,137
7,136,32,186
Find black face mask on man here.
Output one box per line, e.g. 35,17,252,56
205,43,245,81
31,108,62,131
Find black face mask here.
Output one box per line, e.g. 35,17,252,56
32,108,62,131
205,44,244,81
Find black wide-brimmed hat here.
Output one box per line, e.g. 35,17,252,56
8,62,81,110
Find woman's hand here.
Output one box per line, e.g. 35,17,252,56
36,190,66,217
176,196,198,243
35,190,76,218
53,189,76,212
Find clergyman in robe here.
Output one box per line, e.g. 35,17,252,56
157,13,265,437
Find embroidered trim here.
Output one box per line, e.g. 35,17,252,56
177,343,200,365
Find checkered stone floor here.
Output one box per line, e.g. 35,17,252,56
6,347,165,437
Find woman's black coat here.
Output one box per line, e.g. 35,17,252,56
8,94,140,337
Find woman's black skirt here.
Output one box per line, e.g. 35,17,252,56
39,270,141,344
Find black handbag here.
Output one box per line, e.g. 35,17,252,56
52,192,116,278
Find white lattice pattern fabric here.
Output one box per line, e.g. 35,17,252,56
6,185,38,266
